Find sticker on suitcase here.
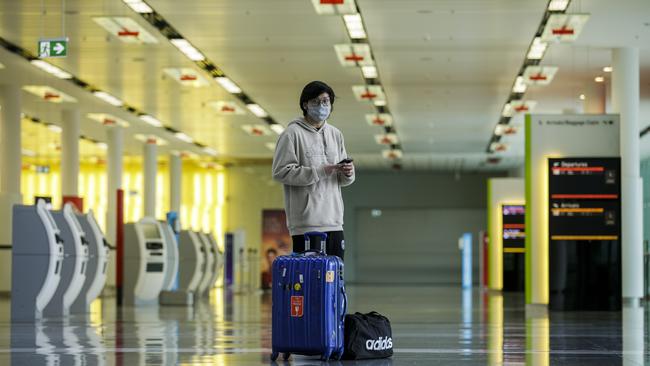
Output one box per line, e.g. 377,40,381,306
326,270,335,283
291,296,304,317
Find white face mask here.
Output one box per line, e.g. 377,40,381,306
307,104,331,122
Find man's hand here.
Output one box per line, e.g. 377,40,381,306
323,164,340,176
340,162,354,177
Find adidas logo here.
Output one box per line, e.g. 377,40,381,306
365,336,393,351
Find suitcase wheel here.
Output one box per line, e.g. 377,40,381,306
334,351,343,360
270,352,279,361
282,352,291,360
321,351,332,361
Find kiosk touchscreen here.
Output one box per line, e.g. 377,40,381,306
44,203,90,316
11,200,64,321
177,230,204,295
197,232,215,296
72,210,110,312
123,218,167,305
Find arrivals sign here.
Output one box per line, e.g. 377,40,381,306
38,38,68,58
548,157,621,241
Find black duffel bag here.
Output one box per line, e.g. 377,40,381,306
343,311,393,360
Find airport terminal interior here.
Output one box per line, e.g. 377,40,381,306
0,0,649,365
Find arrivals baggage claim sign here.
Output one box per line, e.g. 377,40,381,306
525,114,620,308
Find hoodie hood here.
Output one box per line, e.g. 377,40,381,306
289,116,328,134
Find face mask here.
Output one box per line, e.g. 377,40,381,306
307,104,331,122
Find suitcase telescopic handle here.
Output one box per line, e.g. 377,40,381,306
304,231,328,252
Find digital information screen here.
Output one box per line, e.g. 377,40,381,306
548,157,621,241
502,204,525,254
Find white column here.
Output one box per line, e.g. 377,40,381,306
612,47,643,303
169,154,181,213
0,84,22,292
143,139,157,218
61,109,80,197
583,82,606,114
106,126,123,244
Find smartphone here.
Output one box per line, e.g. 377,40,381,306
338,158,354,164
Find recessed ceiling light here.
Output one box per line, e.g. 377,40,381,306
47,124,62,133
526,37,548,60
122,0,153,13
361,66,378,79
30,60,72,79
512,76,527,93
343,14,367,39
310,0,358,15
215,77,242,94
202,147,218,156
541,14,590,43
23,85,77,103
93,91,123,106
93,17,158,44
170,38,205,61
547,0,570,12
139,114,163,127
579,94,586,100
174,132,194,143
603,66,612,73
269,124,285,135
594,76,604,83
246,104,268,118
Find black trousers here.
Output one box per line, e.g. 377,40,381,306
292,231,345,260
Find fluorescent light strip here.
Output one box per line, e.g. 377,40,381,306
170,38,205,61
215,77,242,94
96,142,108,150
93,91,123,106
269,124,285,135
203,147,218,156
512,76,527,93
247,104,268,118
526,37,548,60
48,124,62,133
30,60,72,79
548,0,570,11
362,65,378,78
139,114,163,127
123,0,153,13
175,132,194,143
343,14,366,39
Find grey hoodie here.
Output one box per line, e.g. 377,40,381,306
272,117,355,236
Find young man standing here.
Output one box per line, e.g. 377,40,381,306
272,81,355,259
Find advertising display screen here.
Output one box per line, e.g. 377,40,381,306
547,157,621,311
502,204,525,252
548,157,621,241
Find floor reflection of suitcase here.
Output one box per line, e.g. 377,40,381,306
271,232,347,361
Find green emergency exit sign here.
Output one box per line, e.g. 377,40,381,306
38,38,68,58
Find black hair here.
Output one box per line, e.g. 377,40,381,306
299,81,335,116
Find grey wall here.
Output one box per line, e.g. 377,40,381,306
342,170,506,284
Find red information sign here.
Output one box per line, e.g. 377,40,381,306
290,296,304,318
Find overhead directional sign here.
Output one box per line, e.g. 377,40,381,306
38,38,68,58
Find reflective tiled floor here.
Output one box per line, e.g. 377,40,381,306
0,285,648,365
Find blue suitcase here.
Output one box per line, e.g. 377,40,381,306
271,232,347,361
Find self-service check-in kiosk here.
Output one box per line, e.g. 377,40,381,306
123,218,167,305
177,230,204,297
11,200,64,321
205,233,222,288
44,203,90,316
197,232,215,296
159,221,194,305
72,210,110,313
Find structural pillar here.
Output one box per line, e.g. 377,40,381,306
583,81,606,114
106,125,123,245
0,84,22,292
612,47,643,304
143,138,157,218
61,109,80,198
169,153,182,213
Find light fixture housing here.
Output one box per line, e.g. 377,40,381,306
311,0,358,15
334,44,373,67
382,149,403,160
362,66,378,79
215,77,242,94
494,125,518,136
93,17,158,44
203,147,218,156
594,76,604,83
208,101,246,115
522,65,558,86
23,85,77,103
87,113,130,127
343,14,367,39
122,0,153,13
163,68,209,87
547,0,570,12
365,113,393,127
374,133,399,145
246,104,268,118
30,60,72,79
93,91,123,106
269,124,285,135
170,38,205,61
242,125,271,136
352,85,386,103
541,14,590,43
512,76,528,93
139,114,163,127
174,132,194,143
